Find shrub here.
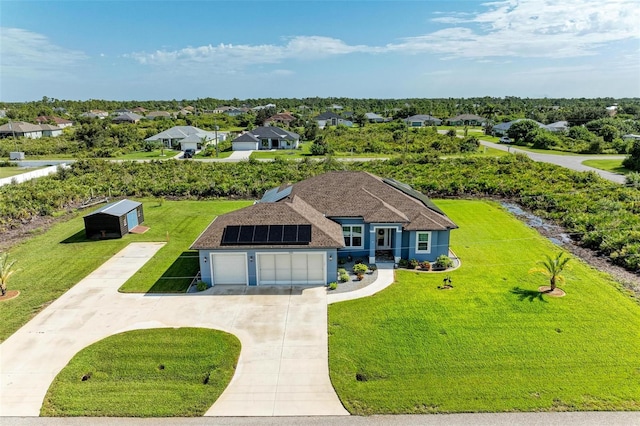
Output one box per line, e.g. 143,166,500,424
356,273,364,281
398,259,409,268
339,273,350,283
419,261,431,271
408,259,419,269
353,263,368,274
195,281,207,291
434,255,453,269
328,282,338,290
338,268,347,275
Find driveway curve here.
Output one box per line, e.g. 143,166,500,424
0,243,347,417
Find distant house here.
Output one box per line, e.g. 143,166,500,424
232,126,300,151
446,114,487,126
0,122,43,139
39,124,63,137
365,112,386,123
80,110,108,119
492,119,548,136
606,105,618,117
113,108,131,116
132,107,147,114
264,112,296,127
405,115,442,127
622,134,640,141
36,116,73,128
145,125,225,150
145,111,173,120
0,110,7,118
313,111,353,129
546,121,569,132
83,199,144,240
112,112,143,124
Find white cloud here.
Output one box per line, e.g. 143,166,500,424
0,27,87,77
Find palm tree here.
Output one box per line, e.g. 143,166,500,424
0,252,17,296
529,252,571,291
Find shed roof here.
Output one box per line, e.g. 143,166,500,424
85,199,141,218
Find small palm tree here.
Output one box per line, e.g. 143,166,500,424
0,252,17,296
529,252,571,291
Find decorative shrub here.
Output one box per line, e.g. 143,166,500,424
398,259,409,268
408,259,419,269
434,255,453,269
328,282,338,290
338,268,347,275
419,261,431,271
369,264,377,272
353,263,368,275
356,273,364,281
195,281,207,291
339,273,350,283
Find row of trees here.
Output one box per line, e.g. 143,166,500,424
1,155,639,272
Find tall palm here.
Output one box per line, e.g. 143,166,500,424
529,252,571,291
0,252,17,296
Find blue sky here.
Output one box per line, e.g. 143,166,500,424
1,0,639,101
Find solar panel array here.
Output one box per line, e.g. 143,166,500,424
221,224,312,245
382,178,446,215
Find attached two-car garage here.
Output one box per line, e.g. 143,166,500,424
209,252,326,286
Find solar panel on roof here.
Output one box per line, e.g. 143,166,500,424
297,225,311,243
253,225,269,242
260,186,292,203
283,225,298,242
238,225,255,243
268,225,283,242
222,225,240,244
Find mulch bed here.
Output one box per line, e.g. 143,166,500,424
0,290,20,302
538,286,566,297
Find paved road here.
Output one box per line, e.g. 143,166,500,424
481,140,627,184
3,411,640,425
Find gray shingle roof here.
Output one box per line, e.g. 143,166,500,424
0,122,42,133
314,111,343,120
145,126,215,141
84,199,141,217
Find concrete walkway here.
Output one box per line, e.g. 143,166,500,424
0,243,347,417
327,263,395,304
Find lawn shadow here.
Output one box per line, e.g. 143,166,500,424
146,251,199,294
60,229,91,244
510,286,548,303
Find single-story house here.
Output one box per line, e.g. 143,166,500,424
145,125,225,149
191,171,458,286
0,122,43,139
365,112,386,123
264,112,296,126
112,112,143,123
492,119,548,136
446,114,487,126
39,124,63,137
232,126,300,151
405,115,442,127
546,121,569,132
36,116,73,128
83,199,144,239
80,110,108,119
313,111,353,129
145,111,173,120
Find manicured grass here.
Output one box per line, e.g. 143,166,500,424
250,143,312,159
41,328,241,417
329,199,640,414
0,199,251,342
0,167,44,178
113,149,180,160
195,150,234,159
582,159,630,174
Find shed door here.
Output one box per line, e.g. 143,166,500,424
126,209,138,230
212,253,247,285
257,253,325,285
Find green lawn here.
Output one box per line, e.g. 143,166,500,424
250,143,312,159
113,149,180,160
329,199,640,414
582,159,630,174
0,199,251,342
41,328,241,417
0,167,44,178
195,150,234,159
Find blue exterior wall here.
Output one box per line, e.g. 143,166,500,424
332,218,369,259
198,248,337,286
406,229,451,262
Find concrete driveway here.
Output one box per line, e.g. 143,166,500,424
0,243,347,417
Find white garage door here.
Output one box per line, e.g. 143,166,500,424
257,253,325,285
211,253,247,285
232,141,258,151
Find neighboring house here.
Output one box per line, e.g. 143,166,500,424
313,111,353,129
224,107,245,117
405,114,442,127
80,110,108,119
492,119,548,136
132,107,147,114
113,108,131,116
83,199,144,240
622,134,640,141
232,126,300,151
112,112,143,123
264,112,296,127
0,110,7,118
145,111,173,120
191,171,458,286
36,116,73,128
546,121,569,132
145,125,224,149
365,112,386,123
606,105,618,116
39,124,63,137
0,121,43,139
446,114,487,126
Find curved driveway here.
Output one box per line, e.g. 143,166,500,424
0,243,347,417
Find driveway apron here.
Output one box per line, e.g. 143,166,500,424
0,242,347,417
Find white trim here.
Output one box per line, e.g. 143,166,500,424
342,225,364,249
415,231,432,254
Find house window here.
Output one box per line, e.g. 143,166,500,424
416,231,431,253
343,225,363,248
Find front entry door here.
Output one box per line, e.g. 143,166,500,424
376,228,392,249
